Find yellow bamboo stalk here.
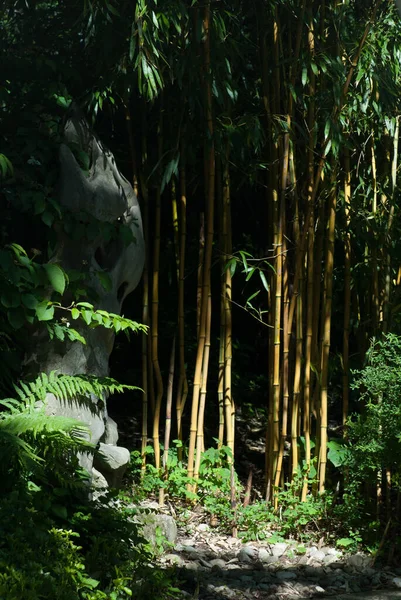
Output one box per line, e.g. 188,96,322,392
274,131,290,496
176,139,188,461
217,159,226,448
152,112,164,473
223,156,234,457
194,292,211,479
343,146,351,428
319,177,337,494
383,116,399,334
187,1,215,482
371,136,379,334
159,337,176,506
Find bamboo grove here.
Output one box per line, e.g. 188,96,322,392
119,0,401,504
5,0,401,507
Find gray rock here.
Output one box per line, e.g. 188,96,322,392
271,542,288,557
310,550,326,562
164,553,184,566
315,585,326,594
181,538,196,546
238,545,258,562
347,554,372,570
26,107,145,479
210,558,226,569
276,570,297,581
91,467,108,488
94,443,130,487
136,513,177,547
102,416,119,445
91,468,108,500
197,523,210,532
263,555,280,565
182,545,198,556
393,577,401,588
258,548,272,563
323,554,338,565
326,547,341,556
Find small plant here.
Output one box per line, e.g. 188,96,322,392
275,470,332,541
336,531,363,553
237,502,277,541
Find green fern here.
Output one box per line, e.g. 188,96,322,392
1,371,140,487
13,371,140,406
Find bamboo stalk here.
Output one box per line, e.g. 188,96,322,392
159,337,176,506
274,130,290,496
318,176,337,494
343,146,351,429
383,116,399,333
194,292,211,480
187,1,215,482
223,156,234,458
152,108,164,474
176,137,188,461
371,135,379,334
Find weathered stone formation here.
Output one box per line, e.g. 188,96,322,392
27,106,145,486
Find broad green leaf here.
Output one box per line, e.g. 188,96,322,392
71,308,80,320
42,210,54,227
45,263,66,295
36,301,55,321
22,294,38,309
7,308,25,329
81,310,92,325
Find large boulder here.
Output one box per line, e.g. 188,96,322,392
25,105,145,484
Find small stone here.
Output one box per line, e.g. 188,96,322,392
315,586,326,594
136,513,178,546
271,543,288,557
185,561,202,571
307,546,318,556
164,553,184,566
262,555,279,565
326,547,341,556
276,570,297,581
238,546,258,563
323,554,338,565
210,558,226,569
182,545,198,555
258,548,272,563
181,538,196,546
197,523,209,532
310,550,326,562
393,577,401,588
347,554,371,570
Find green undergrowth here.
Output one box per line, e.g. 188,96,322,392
0,374,183,600
0,482,183,600
127,444,335,545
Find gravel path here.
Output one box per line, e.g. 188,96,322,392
156,521,401,600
